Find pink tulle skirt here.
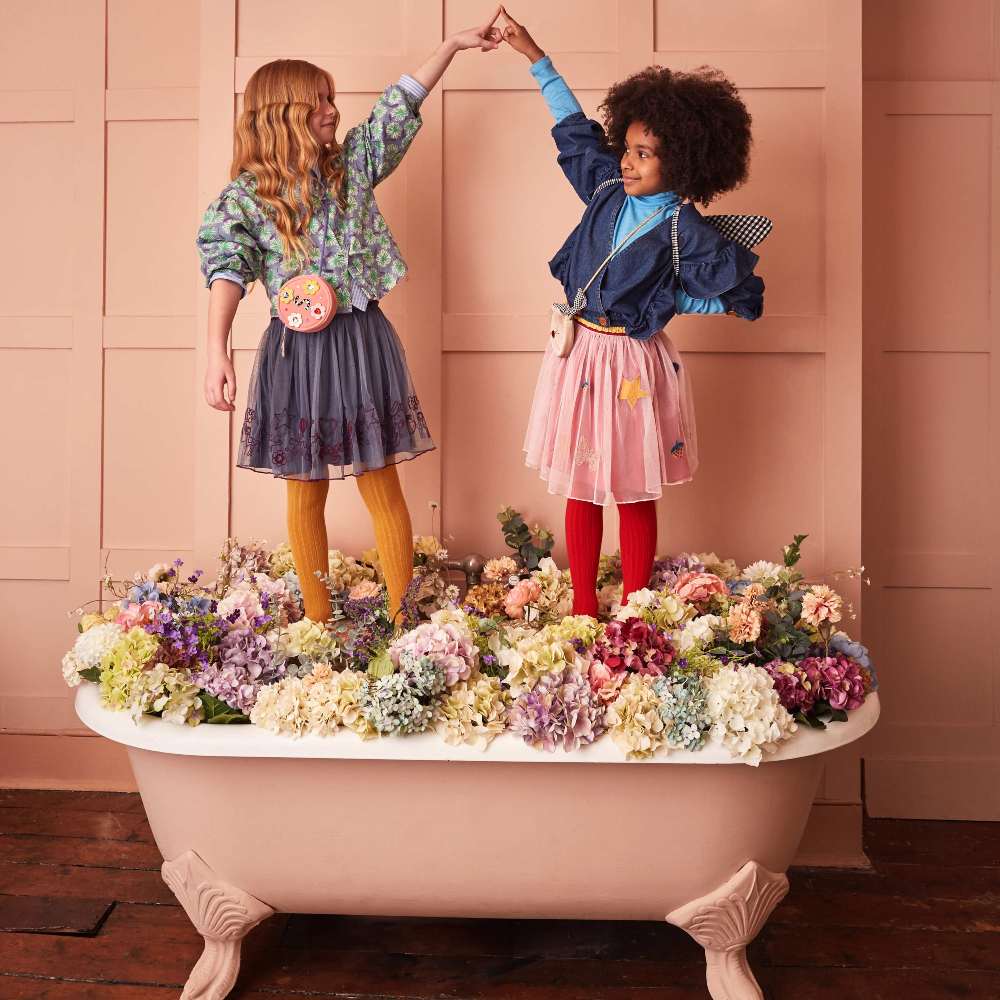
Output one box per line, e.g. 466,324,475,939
523,322,698,505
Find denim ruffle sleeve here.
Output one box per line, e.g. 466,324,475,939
196,191,263,295
551,111,621,204
676,210,761,310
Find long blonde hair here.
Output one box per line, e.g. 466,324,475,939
232,59,347,265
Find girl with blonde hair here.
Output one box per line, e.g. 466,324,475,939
197,13,501,622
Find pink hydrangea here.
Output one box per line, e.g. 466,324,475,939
673,571,727,609
589,617,675,692
504,578,542,620
388,621,478,686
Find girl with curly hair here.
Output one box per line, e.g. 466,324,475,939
500,8,765,617
196,13,503,624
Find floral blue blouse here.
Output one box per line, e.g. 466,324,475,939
196,76,427,316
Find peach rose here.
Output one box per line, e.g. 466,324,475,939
504,578,542,620
674,571,728,608
348,579,384,601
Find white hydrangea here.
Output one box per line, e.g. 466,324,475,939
61,622,123,687
677,614,723,653
704,665,796,766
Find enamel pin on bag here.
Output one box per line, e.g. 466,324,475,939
278,274,337,333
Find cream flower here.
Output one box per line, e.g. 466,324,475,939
691,552,740,581
500,625,585,694
282,618,340,663
326,550,375,593
616,588,691,629
677,614,723,653
267,542,297,577
482,556,518,583
605,675,669,760
741,560,784,584
436,676,509,748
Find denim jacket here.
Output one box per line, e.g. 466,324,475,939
547,113,765,340
196,78,425,317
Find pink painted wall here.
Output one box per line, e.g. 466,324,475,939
862,0,1000,820
22,0,990,849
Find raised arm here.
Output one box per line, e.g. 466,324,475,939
501,8,619,203
349,11,503,187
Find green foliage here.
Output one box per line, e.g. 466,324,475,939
200,693,250,724
783,534,808,568
497,506,554,572
367,649,395,678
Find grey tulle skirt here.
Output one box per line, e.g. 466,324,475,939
237,304,435,480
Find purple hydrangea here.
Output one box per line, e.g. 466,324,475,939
508,668,605,752
649,555,705,591
192,626,285,714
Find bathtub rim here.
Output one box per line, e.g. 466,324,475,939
74,684,879,765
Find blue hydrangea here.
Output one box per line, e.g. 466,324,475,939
653,674,710,751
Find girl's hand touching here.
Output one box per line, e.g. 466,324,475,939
205,351,237,412
498,7,545,62
450,6,503,52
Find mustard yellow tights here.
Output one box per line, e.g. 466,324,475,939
286,465,414,623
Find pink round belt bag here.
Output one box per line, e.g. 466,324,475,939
278,274,337,332
276,273,338,356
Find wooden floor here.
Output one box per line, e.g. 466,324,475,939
0,790,996,999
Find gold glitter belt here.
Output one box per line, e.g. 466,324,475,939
576,316,628,335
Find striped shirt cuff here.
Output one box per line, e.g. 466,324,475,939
398,74,429,105
209,271,247,298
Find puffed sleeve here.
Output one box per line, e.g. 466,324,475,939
344,75,425,188
196,191,263,297
677,210,761,309
550,111,621,204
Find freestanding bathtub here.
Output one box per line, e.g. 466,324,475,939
75,684,879,1000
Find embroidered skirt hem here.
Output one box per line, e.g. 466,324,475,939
237,306,435,481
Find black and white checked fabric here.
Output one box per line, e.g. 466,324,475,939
702,213,773,249
671,207,773,276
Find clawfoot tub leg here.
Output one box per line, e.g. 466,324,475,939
666,860,789,1000
162,851,275,1000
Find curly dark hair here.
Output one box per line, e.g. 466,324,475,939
600,65,752,206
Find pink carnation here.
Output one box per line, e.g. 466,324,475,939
505,579,542,620
116,601,161,628
674,571,727,609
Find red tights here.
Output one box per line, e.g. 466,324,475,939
564,498,657,617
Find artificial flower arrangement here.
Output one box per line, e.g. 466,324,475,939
62,515,876,766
